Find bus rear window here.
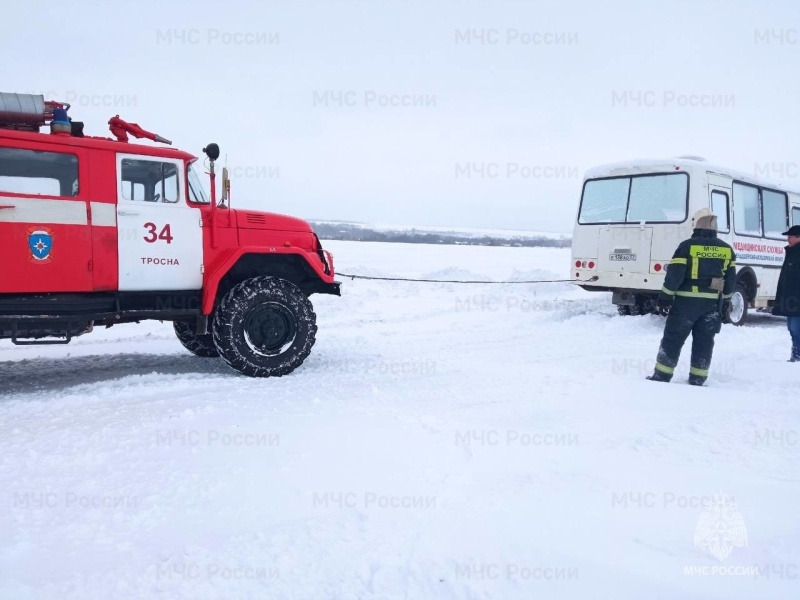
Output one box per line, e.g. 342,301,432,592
578,178,629,223
579,173,688,224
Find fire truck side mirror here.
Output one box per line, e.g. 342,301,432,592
221,167,230,204
203,143,220,161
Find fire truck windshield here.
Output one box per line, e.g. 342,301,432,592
188,162,210,204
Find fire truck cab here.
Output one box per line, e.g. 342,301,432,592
0,92,340,377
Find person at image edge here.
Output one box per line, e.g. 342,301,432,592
771,225,800,362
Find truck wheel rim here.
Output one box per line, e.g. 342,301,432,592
243,302,297,355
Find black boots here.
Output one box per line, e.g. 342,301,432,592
646,370,672,383
688,374,706,386
647,370,706,386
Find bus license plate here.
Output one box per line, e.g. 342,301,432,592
609,253,636,261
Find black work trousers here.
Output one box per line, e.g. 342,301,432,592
654,298,722,382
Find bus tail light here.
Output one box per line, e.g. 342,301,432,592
654,263,662,272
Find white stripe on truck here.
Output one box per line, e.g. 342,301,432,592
0,197,117,226
91,202,117,226
0,196,87,225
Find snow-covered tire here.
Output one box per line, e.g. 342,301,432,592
173,320,219,357
211,277,317,377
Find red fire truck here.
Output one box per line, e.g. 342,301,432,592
0,93,340,377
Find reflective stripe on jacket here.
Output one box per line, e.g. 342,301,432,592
658,229,737,302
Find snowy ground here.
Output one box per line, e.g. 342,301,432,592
1,241,799,600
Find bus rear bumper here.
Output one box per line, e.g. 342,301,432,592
575,270,663,296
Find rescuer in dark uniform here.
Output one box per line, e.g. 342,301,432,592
771,225,800,361
647,209,737,386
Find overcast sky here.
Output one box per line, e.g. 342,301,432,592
3,0,799,233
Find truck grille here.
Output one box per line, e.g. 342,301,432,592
246,214,267,225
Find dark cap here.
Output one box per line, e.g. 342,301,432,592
782,225,800,236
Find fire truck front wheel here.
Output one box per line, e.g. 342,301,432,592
212,276,317,377
173,320,219,357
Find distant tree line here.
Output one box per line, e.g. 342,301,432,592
310,222,571,248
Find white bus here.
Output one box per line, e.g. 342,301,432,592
571,157,800,325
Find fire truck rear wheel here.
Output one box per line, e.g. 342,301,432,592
212,277,317,377
173,320,219,357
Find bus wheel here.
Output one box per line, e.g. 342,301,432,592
726,284,749,326
617,305,631,316
640,296,659,315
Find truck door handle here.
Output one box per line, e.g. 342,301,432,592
118,209,140,216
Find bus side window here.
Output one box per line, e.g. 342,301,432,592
711,190,730,233
733,182,760,236
793,206,800,226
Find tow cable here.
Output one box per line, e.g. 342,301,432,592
337,273,599,285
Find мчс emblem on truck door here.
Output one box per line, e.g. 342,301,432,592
27,227,54,263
